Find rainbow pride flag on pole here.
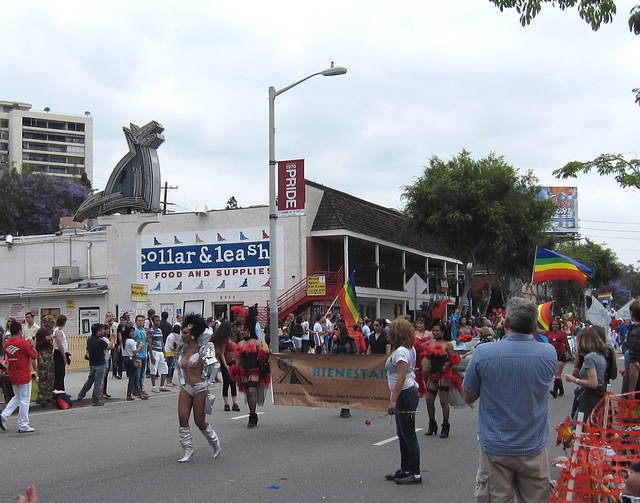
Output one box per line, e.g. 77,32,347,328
532,247,594,285
597,292,613,303
338,272,360,327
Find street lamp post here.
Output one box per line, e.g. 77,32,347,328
268,63,347,353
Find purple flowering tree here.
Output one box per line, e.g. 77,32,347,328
0,163,88,236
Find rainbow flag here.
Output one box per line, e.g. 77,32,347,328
313,331,323,347
537,301,554,331
338,272,359,327
532,247,594,285
597,292,612,302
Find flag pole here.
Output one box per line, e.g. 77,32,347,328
531,245,538,286
324,294,341,318
325,270,356,319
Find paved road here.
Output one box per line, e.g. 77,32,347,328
1,355,625,503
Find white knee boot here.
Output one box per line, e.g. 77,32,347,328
178,427,194,462
201,424,221,458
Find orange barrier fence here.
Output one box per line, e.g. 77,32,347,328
551,391,640,502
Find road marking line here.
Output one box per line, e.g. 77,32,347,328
230,412,265,420
374,428,423,445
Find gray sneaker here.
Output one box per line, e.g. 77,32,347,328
18,426,35,433
92,401,104,406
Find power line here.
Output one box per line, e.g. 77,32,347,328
580,218,640,225
580,227,640,234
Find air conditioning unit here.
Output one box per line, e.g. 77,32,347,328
51,266,80,285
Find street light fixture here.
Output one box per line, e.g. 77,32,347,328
268,62,347,352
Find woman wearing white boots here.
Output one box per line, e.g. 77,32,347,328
174,313,221,462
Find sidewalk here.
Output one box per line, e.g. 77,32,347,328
4,369,224,414
15,369,181,414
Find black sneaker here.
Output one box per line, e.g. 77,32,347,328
224,404,230,412
385,470,408,481
232,403,240,412
394,474,422,485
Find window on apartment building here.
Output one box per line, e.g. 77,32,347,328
67,123,85,132
23,131,47,141
67,145,84,154
67,135,84,144
0,130,8,140
1,120,8,128
22,142,48,152
46,121,65,130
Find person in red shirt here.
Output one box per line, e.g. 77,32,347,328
0,321,37,432
537,318,574,398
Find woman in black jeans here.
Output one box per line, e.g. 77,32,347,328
384,317,421,485
52,315,68,391
210,322,240,412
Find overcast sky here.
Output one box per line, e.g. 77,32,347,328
3,0,639,267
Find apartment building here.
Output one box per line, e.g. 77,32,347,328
0,100,93,184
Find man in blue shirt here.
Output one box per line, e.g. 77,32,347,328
134,315,148,396
463,297,556,503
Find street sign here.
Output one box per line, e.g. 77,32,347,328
405,273,428,311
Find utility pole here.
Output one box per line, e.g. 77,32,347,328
162,182,178,215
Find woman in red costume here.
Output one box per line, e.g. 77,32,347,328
417,321,461,438
537,318,574,398
229,305,270,428
414,317,432,343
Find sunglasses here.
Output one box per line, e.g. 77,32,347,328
621,495,640,503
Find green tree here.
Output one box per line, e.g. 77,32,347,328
489,1,640,194
548,239,622,313
553,154,640,190
488,0,640,34
558,239,621,287
402,150,557,312
226,196,238,210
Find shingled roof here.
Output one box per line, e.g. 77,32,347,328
307,180,456,258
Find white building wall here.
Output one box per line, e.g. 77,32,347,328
100,204,307,318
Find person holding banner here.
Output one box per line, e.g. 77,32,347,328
332,322,359,418
384,317,422,485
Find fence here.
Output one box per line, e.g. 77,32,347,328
551,391,640,502
66,334,90,370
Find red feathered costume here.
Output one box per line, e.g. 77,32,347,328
228,343,271,393
414,339,463,393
